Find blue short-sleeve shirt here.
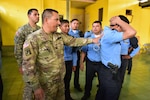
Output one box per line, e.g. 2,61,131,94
81,34,101,62
100,26,123,68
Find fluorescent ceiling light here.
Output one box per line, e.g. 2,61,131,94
139,0,148,3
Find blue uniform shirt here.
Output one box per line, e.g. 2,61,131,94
68,28,80,66
130,46,140,57
68,28,80,38
64,45,77,66
129,37,140,57
120,39,130,55
120,38,140,57
81,34,101,62
84,30,92,38
100,26,123,68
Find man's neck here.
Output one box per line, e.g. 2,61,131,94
42,25,53,34
29,22,37,28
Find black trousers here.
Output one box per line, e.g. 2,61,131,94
96,63,121,100
0,74,3,100
74,51,80,88
84,58,101,96
127,58,132,74
64,60,73,96
119,57,128,84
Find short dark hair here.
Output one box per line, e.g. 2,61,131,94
70,19,79,23
118,15,129,24
60,19,69,25
92,20,102,26
42,8,58,24
27,8,38,15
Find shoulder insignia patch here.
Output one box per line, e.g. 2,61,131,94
24,48,32,56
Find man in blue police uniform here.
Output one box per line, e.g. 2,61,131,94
120,17,140,86
120,36,140,85
127,37,140,75
80,21,103,100
68,19,83,92
60,19,76,100
96,15,136,100
120,39,130,85
84,30,92,38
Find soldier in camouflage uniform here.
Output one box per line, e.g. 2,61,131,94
22,9,102,100
14,8,40,100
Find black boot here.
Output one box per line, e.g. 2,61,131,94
65,92,74,100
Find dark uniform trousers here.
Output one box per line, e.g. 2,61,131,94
96,63,122,100
64,60,73,97
74,50,81,88
84,58,101,97
119,56,129,84
127,58,132,74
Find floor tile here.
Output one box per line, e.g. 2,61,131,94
1,53,150,100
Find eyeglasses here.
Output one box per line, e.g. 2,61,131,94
110,24,119,27
110,24,116,27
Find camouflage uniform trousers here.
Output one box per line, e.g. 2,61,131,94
42,79,65,100
23,83,34,100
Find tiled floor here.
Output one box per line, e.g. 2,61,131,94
1,52,150,100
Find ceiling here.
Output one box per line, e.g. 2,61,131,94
71,0,96,8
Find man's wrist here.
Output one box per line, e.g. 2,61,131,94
27,82,41,92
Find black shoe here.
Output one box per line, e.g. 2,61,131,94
81,95,90,100
97,84,99,87
94,73,97,77
65,96,74,100
128,72,130,75
65,95,74,100
74,87,83,92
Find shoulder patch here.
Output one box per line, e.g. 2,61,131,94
24,48,32,56
23,43,32,56
23,43,29,48
16,31,20,36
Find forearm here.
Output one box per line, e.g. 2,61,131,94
22,58,40,91
14,34,25,67
117,19,136,39
72,52,77,66
70,38,93,47
80,51,86,64
129,46,140,57
62,33,92,46
14,45,23,67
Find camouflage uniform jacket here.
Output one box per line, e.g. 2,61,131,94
14,23,40,67
22,29,93,91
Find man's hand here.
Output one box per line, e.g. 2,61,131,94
122,55,131,59
92,33,103,44
80,62,84,71
109,16,121,26
72,66,76,72
34,88,45,100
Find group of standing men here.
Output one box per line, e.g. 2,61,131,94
14,7,139,100
14,8,100,100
